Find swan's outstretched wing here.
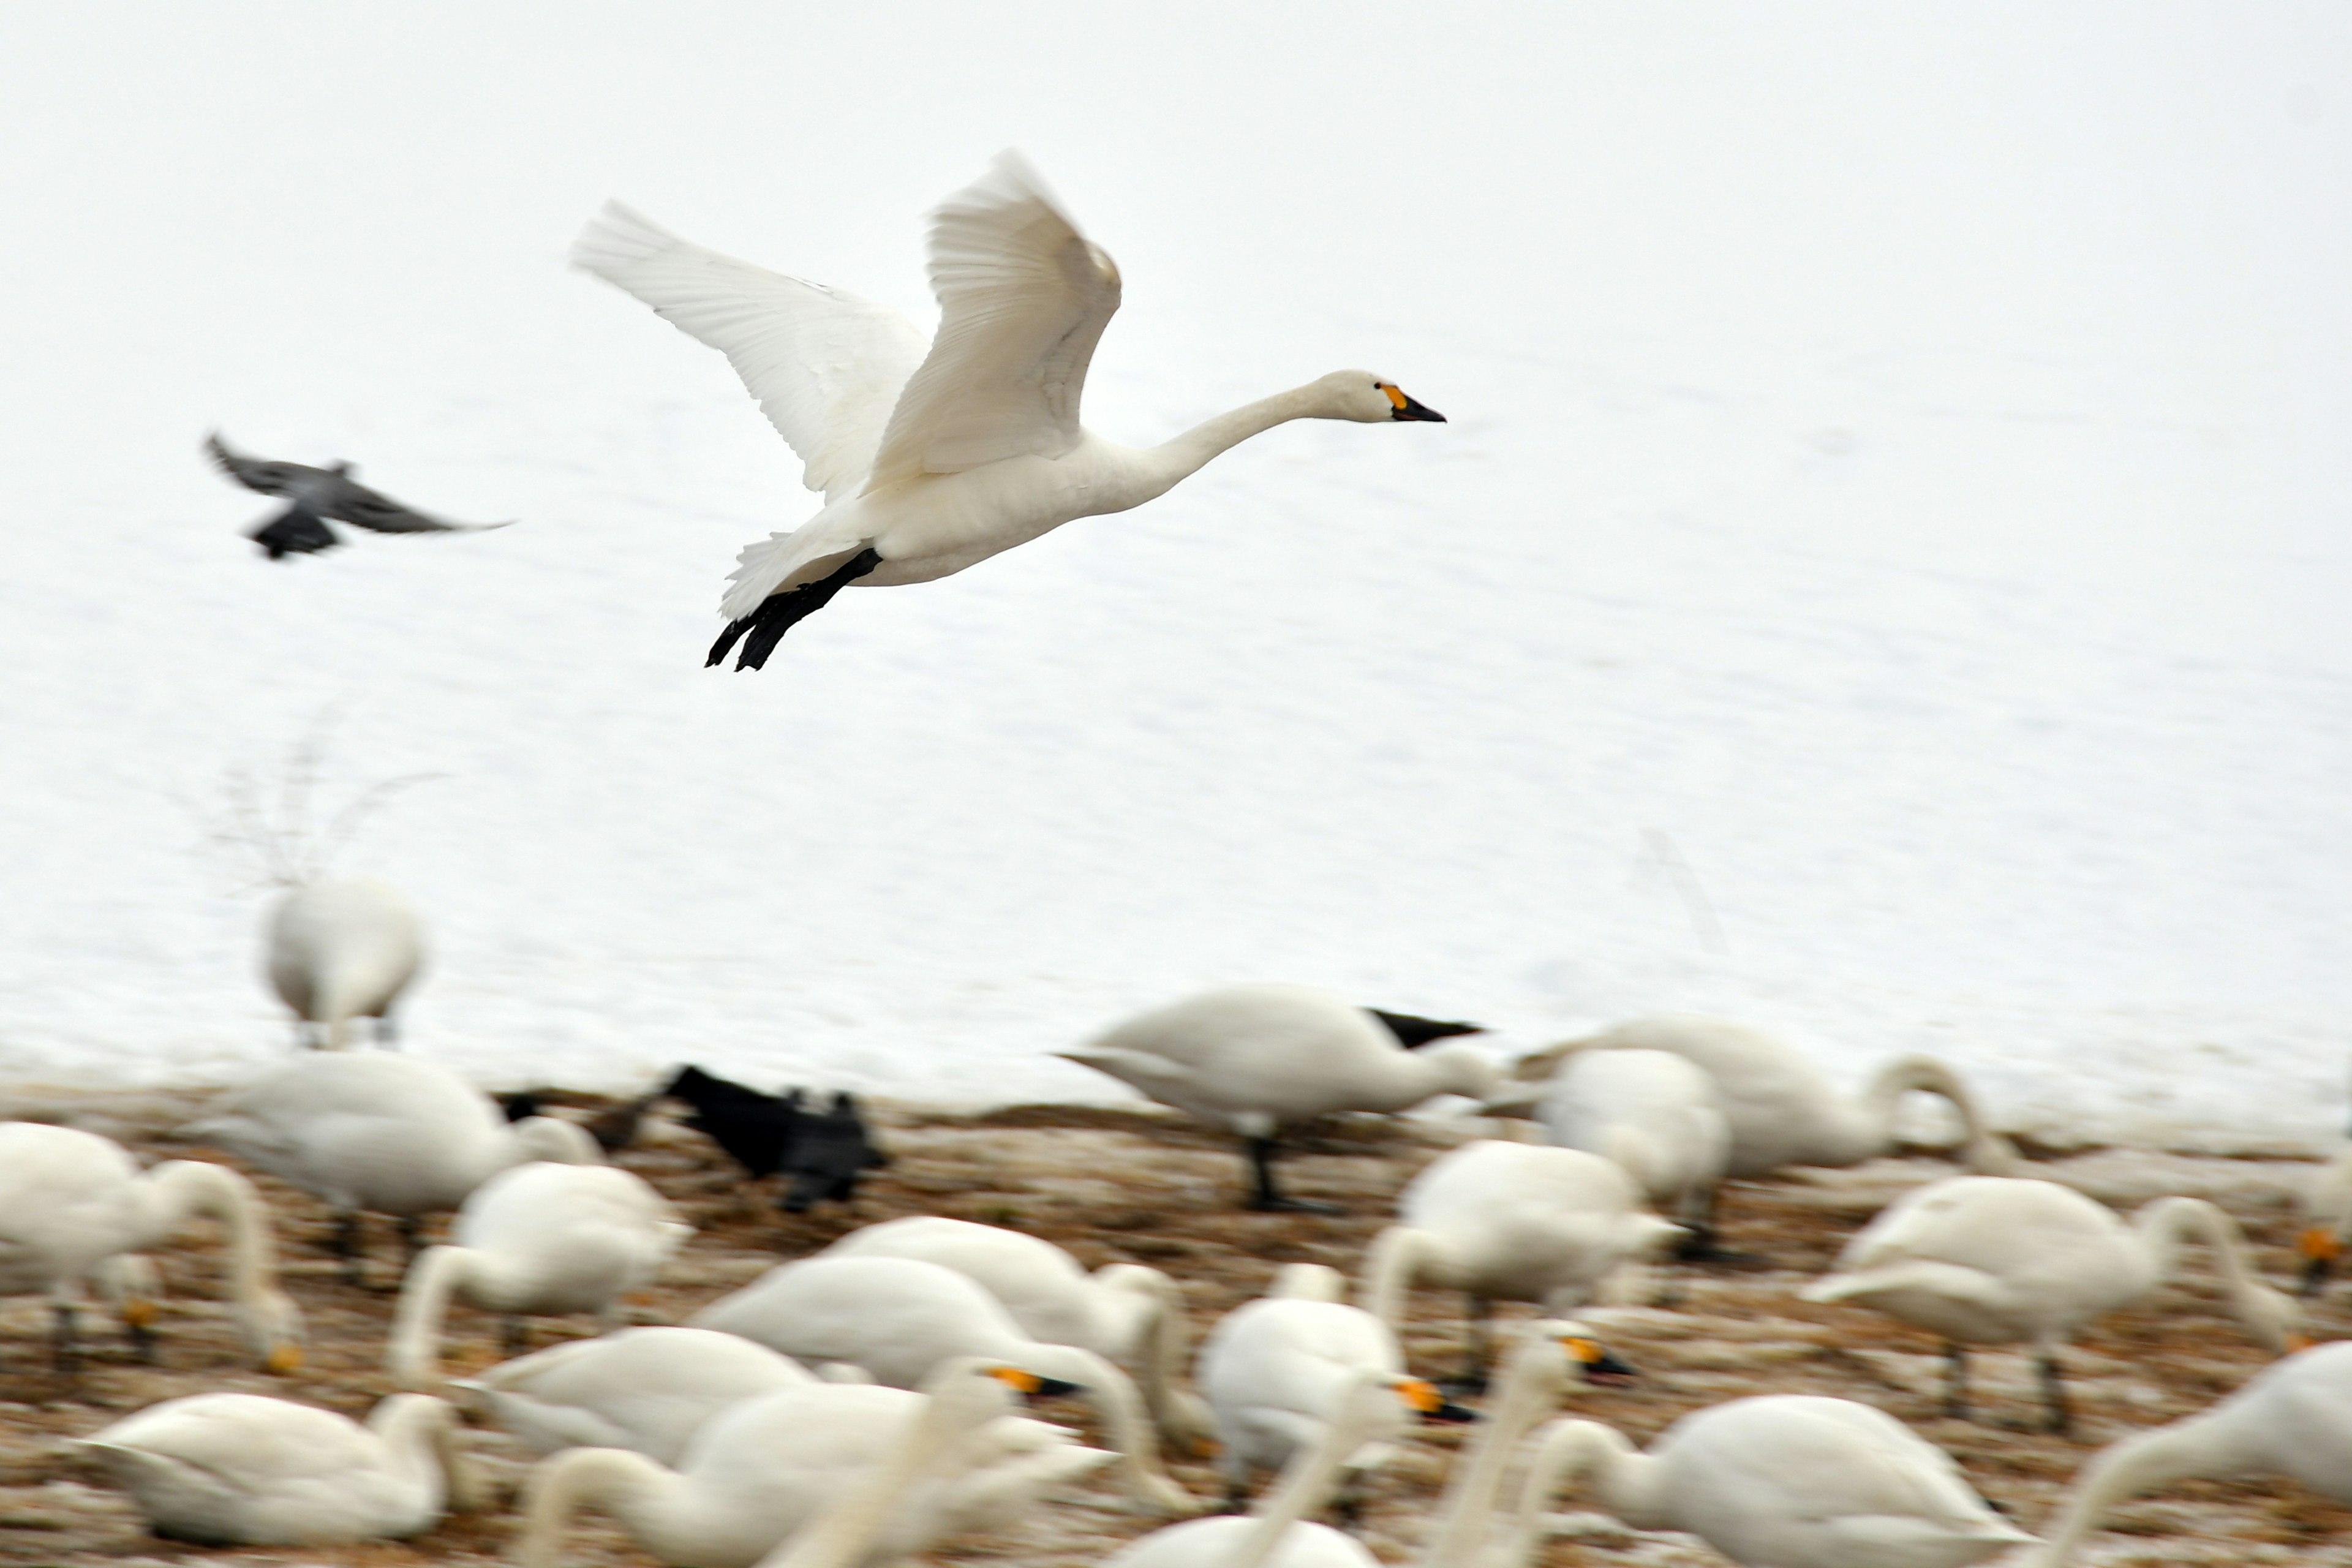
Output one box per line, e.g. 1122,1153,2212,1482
572,203,929,503
862,153,1122,491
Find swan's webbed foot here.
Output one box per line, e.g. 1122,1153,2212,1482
707,548,883,671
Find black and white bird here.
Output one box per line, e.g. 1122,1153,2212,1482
205,434,513,559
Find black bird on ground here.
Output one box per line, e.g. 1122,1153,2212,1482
662,1065,888,1213
204,432,514,558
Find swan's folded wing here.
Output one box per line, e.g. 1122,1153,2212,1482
573,203,928,503
862,152,1121,491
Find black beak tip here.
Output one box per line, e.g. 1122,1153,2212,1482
1031,1375,1084,1399
1420,1400,1480,1424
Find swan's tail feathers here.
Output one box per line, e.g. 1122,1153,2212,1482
570,201,685,279
707,547,883,671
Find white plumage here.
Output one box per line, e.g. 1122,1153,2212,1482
1522,1047,1732,1245
460,1326,814,1464
263,876,425,1049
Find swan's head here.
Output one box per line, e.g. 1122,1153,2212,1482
235,1287,307,1374
1317,371,1446,424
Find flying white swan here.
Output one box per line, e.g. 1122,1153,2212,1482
458,1326,815,1464
1498,1047,1733,1254
1510,1016,2017,1200
385,1161,690,1390
1057,984,1499,1212
1506,1394,2032,1568
0,1121,302,1374
1357,1139,1673,1390
690,1253,1196,1516
571,153,1446,670
1801,1175,2304,1434
1195,1262,1471,1515
2029,1340,2352,1566
823,1215,1212,1450
264,876,426,1049
2297,1145,2350,1296
516,1357,1108,1568
186,1052,601,1283
75,1391,481,1545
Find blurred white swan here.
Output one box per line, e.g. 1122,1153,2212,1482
572,153,1446,670
264,876,425,1049
460,1326,814,1464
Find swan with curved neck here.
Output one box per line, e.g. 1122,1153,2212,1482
824,1216,1213,1450
692,1253,1195,1517
1507,1395,2032,1568
1057,984,1499,1213
2029,1341,2352,1566
459,1327,814,1464
1802,1175,2304,1433
0,1122,301,1373
386,1161,688,1390
573,152,1445,671
519,1359,1106,1568
1358,1140,1675,1389
77,1392,481,1545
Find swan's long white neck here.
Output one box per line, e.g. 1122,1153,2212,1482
1224,1371,1401,1568
517,1446,678,1568
135,1161,298,1360
1415,1336,1570,1568
1360,1226,1457,1329
2129,1196,2288,1346
2031,1411,2261,1567
1506,1418,1665,1541
1854,1056,2016,1172
1095,1264,1212,1449
366,1393,479,1518
1136,382,1337,497
1017,1341,1194,1517
386,1245,494,1391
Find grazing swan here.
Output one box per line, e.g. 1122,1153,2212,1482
186,1052,601,1281
1801,1175,2304,1434
459,1326,813,1464
1510,1047,1733,1253
1195,1263,1470,1513
1511,1015,2017,1181
1508,1395,2032,1568
1358,1140,1674,1389
0,1122,302,1373
385,1163,690,1390
265,877,426,1049
2297,1146,2350,1295
692,1253,1195,1515
2030,1340,2352,1566
575,154,1445,671
824,1216,1212,1450
516,1358,1107,1568
1057,984,1499,1212
76,1392,480,1545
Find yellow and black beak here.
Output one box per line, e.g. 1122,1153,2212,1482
1382,384,1447,423
1398,1378,1479,1423
1562,1335,1638,1387
2299,1226,2342,1298
986,1365,1085,1401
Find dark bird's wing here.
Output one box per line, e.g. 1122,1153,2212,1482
248,506,342,559
206,432,339,499
317,475,513,536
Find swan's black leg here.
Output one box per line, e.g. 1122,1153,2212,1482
503,1315,530,1355
397,1217,426,1265
1442,1295,1493,1396
334,1210,366,1287
1942,1341,1971,1422
1245,1136,1344,1215
2038,1350,2073,1436
707,548,883,671
50,1302,78,1375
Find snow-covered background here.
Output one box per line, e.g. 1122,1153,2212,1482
4,4,2347,1150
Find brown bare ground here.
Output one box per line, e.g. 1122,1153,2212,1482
0,1085,2343,1567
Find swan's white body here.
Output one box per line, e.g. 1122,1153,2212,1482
461,1326,813,1464
1513,1395,2032,1568
187,1052,601,1219
2298,1146,2352,1293
1529,1048,1731,1231
77,1392,477,1545
386,1162,690,1389
0,1122,301,1370
573,154,1442,659
1515,1016,2015,1178
824,1216,1210,1449
516,1364,1108,1568
2030,1340,2352,1565
692,1253,1194,1515
264,876,425,1049
1360,1140,1681,1343
1803,1175,2301,1429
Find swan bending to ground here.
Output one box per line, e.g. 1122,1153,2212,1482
692,1253,1196,1515
1057,984,1499,1213
265,876,426,1049
572,153,1444,670
187,1052,601,1283
0,1122,301,1373
1509,1395,2032,1568
77,1392,480,1545
1801,1175,2303,1434
385,1161,690,1389
825,1215,1212,1450
1504,1047,1733,1254
2029,1340,2352,1565
459,1327,813,1464
517,1358,1107,1568
1512,1015,2017,1181
1358,1140,1671,1389
1196,1263,1472,1514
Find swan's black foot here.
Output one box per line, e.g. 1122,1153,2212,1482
1247,1194,1346,1216
707,548,883,671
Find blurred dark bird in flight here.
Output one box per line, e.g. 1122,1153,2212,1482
204,433,515,559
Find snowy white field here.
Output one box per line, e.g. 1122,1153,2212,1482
2,4,2346,1152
